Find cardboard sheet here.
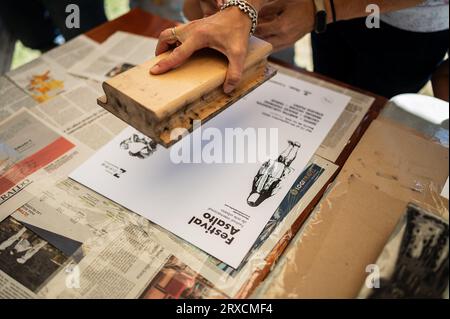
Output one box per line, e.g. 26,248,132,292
256,118,449,298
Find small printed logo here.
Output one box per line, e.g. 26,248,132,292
101,161,127,179
366,4,380,29
65,4,80,29
113,168,127,179
365,264,381,289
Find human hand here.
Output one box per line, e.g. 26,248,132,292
150,7,253,94
183,0,224,20
255,0,315,51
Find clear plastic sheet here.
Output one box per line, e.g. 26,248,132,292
253,107,449,298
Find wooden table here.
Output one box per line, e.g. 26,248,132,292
86,8,388,298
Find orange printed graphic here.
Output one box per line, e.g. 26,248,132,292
26,71,64,103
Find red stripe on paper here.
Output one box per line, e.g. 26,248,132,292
0,137,75,194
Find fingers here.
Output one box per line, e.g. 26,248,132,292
150,40,198,75
155,28,180,56
224,49,246,94
258,0,284,19
255,21,278,39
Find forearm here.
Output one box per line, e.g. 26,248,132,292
247,0,269,11
184,0,203,20
326,0,424,22
184,0,269,21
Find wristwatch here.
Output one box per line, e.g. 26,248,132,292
313,0,327,33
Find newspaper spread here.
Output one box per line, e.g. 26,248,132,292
0,76,37,122
70,73,350,268
0,111,92,299
31,83,127,151
0,31,378,298
41,35,100,70
69,32,158,82
10,179,179,299
0,110,89,222
5,35,98,105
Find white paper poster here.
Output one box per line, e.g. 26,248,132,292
70,73,350,267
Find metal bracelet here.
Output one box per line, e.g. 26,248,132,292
220,0,258,36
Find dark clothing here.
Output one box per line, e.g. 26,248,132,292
0,0,106,52
311,18,449,98
0,16,15,74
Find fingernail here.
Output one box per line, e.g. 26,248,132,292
224,84,234,94
150,64,161,74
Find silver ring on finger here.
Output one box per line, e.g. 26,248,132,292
171,27,181,43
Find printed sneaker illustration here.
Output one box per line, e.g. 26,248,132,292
120,133,157,159
247,140,301,207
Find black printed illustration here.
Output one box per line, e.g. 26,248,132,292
367,204,449,299
113,168,127,178
247,140,301,207
106,63,135,78
120,133,157,159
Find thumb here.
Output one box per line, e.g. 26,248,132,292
223,50,246,94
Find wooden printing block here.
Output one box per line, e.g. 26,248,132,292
98,36,277,147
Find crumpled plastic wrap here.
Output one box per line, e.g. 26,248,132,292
253,110,449,298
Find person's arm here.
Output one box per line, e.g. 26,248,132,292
432,60,449,102
151,0,269,94
183,0,203,20
256,0,425,51
183,0,223,20
325,0,424,22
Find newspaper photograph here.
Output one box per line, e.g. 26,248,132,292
0,216,69,296
69,32,158,82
